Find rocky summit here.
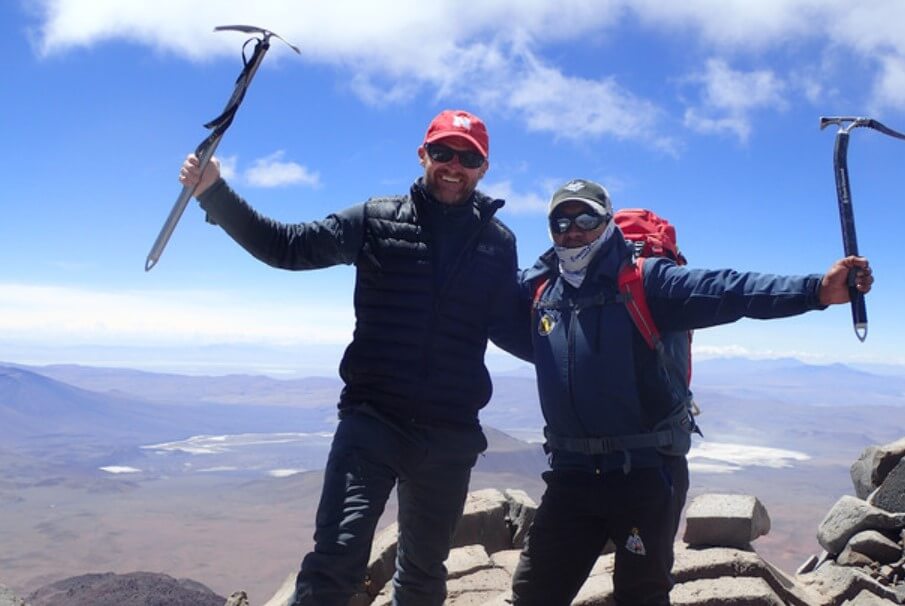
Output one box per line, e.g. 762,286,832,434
3,437,905,605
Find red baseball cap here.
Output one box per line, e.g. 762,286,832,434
423,109,489,158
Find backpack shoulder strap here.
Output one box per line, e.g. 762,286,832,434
532,277,550,309
617,257,661,350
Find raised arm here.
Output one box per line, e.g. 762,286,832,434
643,256,873,332
179,154,364,270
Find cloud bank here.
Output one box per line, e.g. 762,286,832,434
28,0,905,147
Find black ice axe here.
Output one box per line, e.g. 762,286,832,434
819,116,905,342
145,25,300,272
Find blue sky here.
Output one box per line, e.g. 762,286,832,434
2,1,905,376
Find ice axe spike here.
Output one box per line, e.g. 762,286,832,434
819,116,905,341
145,25,300,272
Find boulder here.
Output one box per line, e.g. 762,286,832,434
817,495,905,554
845,529,903,564
502,489,536,549
682,494,771,548
850,437,905,499
842,589,902,605
224,591,250,606
869,457,905,514
451,489,511,554
836,545,875,568
362,522,399,599
670,577,786,605
798,562,904,605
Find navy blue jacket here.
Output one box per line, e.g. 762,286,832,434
198,178,530,427
517,231,825,473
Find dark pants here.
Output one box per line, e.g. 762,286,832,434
293,407,487,606
511,456,689,606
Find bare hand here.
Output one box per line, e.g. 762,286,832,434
178,153,221,197
819,256,873,306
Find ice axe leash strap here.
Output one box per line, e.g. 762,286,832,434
145,25,300,272
819,116,905,342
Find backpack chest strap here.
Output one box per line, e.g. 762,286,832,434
535,291,624,313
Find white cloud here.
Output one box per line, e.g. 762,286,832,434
27,0,905,141
483,180,549,214
0,282,353,346
872,54,905,113
683,59,787,142
245,151,320,188
218,155,238,181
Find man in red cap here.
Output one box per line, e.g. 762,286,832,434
178,109,529,605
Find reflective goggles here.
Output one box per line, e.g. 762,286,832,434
424,143,486,169
549,212,610,234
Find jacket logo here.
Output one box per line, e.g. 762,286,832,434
476,243,496,256
538,313,556,336
625,528,647,556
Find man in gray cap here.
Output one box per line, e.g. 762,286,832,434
506,178,873,605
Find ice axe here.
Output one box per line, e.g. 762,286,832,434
145,25,300,272
819,116,905,342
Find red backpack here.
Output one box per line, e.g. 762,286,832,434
613,209,692,385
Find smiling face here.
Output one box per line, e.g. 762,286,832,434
418,136,488,205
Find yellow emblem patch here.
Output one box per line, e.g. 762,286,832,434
538,313,556,336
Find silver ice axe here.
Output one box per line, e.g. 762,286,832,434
145,25,300,272
819,116,905,341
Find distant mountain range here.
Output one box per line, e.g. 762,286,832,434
1,356,903,599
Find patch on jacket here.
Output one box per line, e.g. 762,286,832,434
538,312,557,336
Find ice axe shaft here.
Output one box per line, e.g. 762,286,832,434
819,116,905,341
145,25,300,272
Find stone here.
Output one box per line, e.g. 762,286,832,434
363,522,399,598
224,591,250,606
502,488,536,549
489,550,522,577
797,554,819,575
846,529,903,564
850,437,905,499
870,457,905,514
842,588,900,605
670,577,785,605
446,567,511,601
817,495,905,554
798,562,904,605
837,545,875,568
572,574,615,606
447,545,494,580
682,494,771,548
671,543,822,606
452,489,511,554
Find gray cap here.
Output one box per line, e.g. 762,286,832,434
549,179,612,217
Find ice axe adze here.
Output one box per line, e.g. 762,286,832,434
145,25,300,272
819,116,905,342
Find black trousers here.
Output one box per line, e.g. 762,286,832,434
294,408,487,606
511,456,689,606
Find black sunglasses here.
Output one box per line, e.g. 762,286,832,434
424,143,486,169
549,212,610,234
